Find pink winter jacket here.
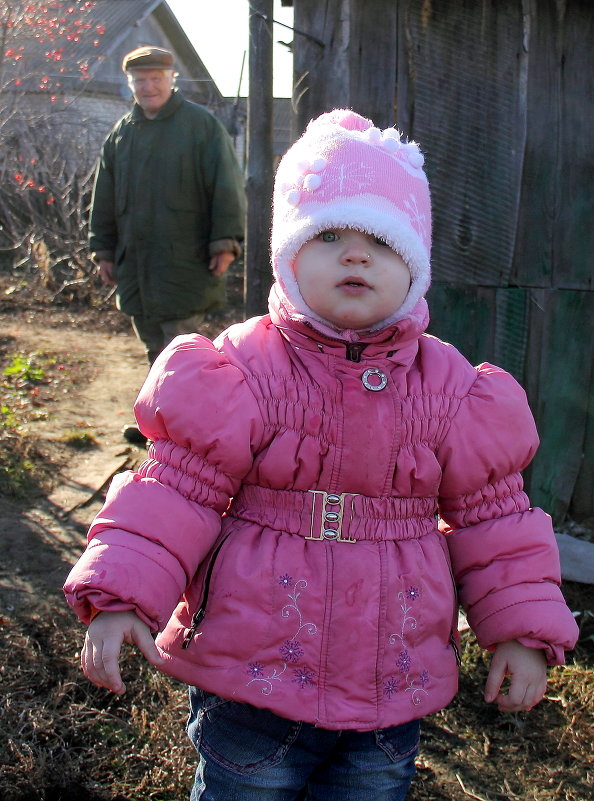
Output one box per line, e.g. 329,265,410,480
64,295,578,731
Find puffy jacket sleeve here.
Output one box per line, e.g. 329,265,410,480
64,335,264,631
436,363,578,665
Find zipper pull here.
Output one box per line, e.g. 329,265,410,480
181,607,205,650
346,343,365,362
180,532,231,650
450,633,462,666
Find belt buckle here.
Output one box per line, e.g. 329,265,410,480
306,490,357,543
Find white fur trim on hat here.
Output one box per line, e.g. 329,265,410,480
271,109,432,332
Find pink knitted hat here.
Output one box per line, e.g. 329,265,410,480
271,109,432,330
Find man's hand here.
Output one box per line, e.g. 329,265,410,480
81,610,165,695
484,640,547,713
97,259,116,286
208,251,235,277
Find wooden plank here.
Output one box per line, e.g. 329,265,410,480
511,0,594,289
523,289,593,521
245,0,274,316
293,0,397,134
293,0,347,135
401,0,526,286
427,286,529,379
568,356,594,519
426,284,497,365
428,285,594,522
493,288,529,382
555,2,594,289
348,1,398,128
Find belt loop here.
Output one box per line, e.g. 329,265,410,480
306,490,357,543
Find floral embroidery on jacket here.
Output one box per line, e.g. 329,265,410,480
246,662,287,695
281,579,318,639
292,666,316,688
280,639,304,663
246,576,318,694
386,585,429,706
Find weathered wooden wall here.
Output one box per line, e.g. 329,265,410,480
292,0,593,522
292,0,398,133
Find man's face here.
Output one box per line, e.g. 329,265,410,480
127,69,174,117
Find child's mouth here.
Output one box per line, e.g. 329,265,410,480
340,277,370,289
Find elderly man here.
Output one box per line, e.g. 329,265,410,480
90,46,246,440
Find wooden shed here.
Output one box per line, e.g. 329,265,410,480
284,0,593,523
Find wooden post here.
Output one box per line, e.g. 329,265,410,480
245,0,274,316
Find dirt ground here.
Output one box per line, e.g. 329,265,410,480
0,282,593,801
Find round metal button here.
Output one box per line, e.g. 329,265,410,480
324,512,339,522
322,529,339,540
361,368,388,392
326,494,341,504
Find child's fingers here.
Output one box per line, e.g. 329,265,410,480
512,675,548,712
485,642,548,711
98,636,127,694
130,622,166,668
79,612,164,695
81,630,126,695
492,673,548,713
483,658,505,703
494,686,528,713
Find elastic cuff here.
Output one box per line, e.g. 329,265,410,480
209,239,242,258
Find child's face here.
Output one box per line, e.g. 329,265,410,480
293,228,411,330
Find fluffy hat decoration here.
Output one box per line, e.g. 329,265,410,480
271,108,432,330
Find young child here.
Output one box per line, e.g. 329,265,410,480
64,109,578,801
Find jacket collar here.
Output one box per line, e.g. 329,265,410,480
268,282,429,365
130,89,184,122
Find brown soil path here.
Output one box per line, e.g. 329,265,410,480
0,311,148,617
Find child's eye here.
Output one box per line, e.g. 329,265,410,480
374,236,389,247
320,231,338,242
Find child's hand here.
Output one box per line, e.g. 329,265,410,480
81,610,165,695
484,640,547,713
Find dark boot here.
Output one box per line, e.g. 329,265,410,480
122,424,148,446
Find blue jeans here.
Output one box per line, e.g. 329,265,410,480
187,688,420,801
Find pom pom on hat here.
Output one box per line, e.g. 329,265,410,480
271,108,432,330
306,108,373,132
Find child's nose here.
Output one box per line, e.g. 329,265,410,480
340,239,371,266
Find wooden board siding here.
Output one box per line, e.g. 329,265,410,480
511,0,594,290
293,0,398,135
428,286,593,519
523,290,594,520
401,0,526,287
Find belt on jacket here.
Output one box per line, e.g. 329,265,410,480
228,486,438,543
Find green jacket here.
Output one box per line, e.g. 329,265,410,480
89,91,246,321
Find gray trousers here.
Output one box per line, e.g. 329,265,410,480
131,312,205,365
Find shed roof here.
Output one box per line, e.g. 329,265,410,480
1,1,221,103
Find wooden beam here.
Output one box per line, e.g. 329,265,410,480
245,0,274,316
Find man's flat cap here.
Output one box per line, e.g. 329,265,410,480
122,46,175,72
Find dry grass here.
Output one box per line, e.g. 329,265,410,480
0,610,196,800
1,594,592,801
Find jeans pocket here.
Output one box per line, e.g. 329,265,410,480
187,688,302,775
375,718,421,762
